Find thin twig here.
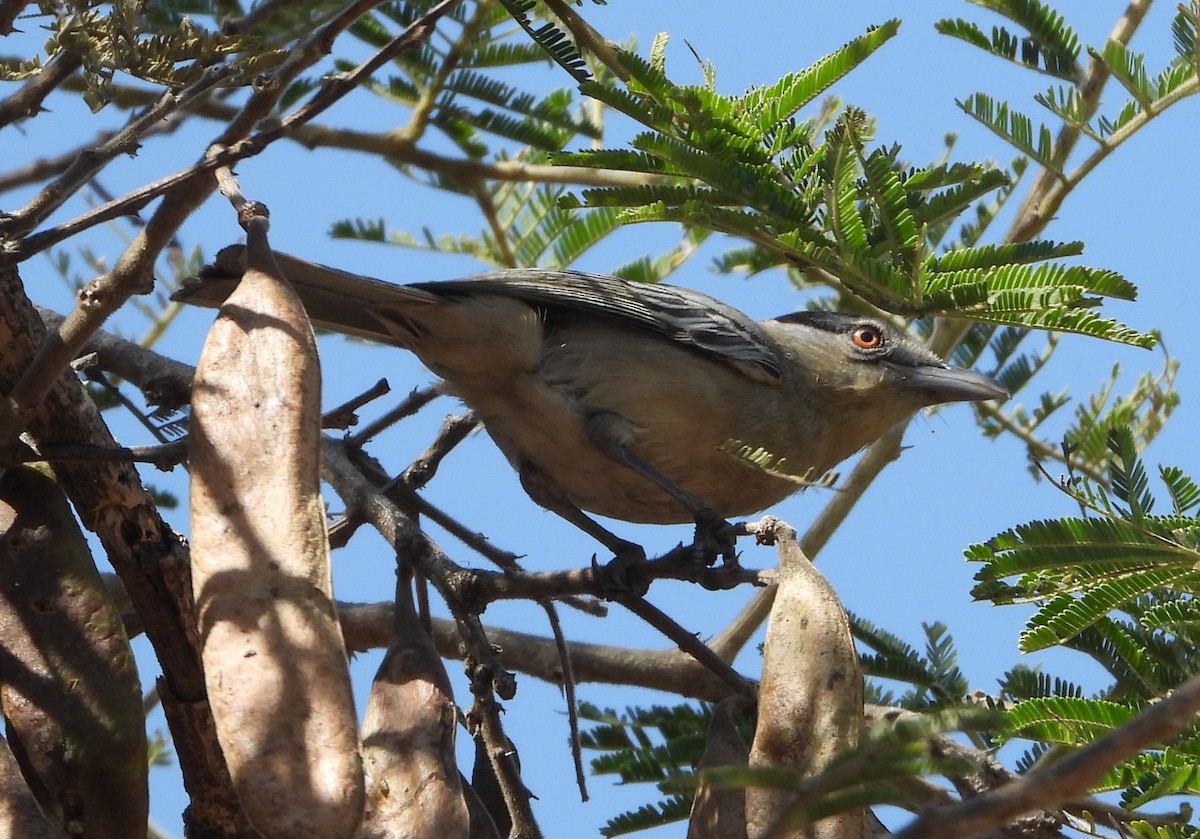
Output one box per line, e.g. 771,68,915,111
1,64,237,238
252,0,466,151
80,366,177,444
16,439,188,470
323,378,391,431
400,411,478,488
615,594,757,701
0,70,667,188
461,545,767,607
0,0,453,451
975,400,1105,484
0,49,82,129
467,688,541,839
387,487,608,617
321,437,516,697
345,385,442,445
7,0,458,263
0,0,32,35
333,601,737,701
538,600,589,802
894,671,1200,839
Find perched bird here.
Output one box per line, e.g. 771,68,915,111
176,246,1007,563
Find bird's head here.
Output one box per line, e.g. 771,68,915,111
762,310,1008,463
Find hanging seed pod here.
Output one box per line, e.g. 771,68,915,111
189,216,364,838
0,463,148,839
746,524,864,839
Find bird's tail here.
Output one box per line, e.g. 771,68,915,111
173,245,439,346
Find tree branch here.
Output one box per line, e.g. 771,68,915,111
894,672,1200,839
0,49,82,129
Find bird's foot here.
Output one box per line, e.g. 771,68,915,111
691,506,740,569
593,541,650,599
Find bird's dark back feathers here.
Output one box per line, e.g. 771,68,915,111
419,269,786,382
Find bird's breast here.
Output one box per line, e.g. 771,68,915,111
451,320,827,523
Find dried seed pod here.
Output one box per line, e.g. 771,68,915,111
0,734,60,839
189,222,364,838
0,463,148,839
687,697,750,839
746,524,864,839
359,584,470,838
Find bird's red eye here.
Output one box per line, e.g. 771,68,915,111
851,325,883,350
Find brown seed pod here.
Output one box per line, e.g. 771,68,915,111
745,523,864,839
0,463,148,839
189,221,364,838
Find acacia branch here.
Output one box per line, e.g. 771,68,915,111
894,672,1200,839
0,66,665,195
1008,0,1156,243
0,64,237,239
0,49,82,128
0,0,455,451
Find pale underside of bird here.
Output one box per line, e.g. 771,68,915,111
176,246,1007,560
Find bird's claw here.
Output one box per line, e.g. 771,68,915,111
691,507,740,569
593,542,650,599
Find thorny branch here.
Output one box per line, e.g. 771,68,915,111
894,672,1200,839
0,76,664,197
0,49,82,128
0,0,466,453
1,64,239,239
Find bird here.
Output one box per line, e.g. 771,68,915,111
176,246,1008,566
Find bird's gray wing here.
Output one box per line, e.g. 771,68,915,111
414,269,784,383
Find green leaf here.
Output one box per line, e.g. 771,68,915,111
1115,749,1200,810
615,45,683,101
576,79,680,132
1000,696,1135,745
1139,598,1200,633
1000,665,1084,700
461,40,555,68
970,516,1187,583
1092,40,1155,109
857,143,920,256
576,184,728,209
1160,466,1200,516
958,92,1063,172
925,240,1083,272
737,19,900,133
1108,427,1155,520
966,307,1155,348
495,0,589,82
824,111,870,251
956,0,1081,80
1021,567,1200,651
553,148,673,174
444,70,601,137
909,167,1011,230
1172,2,1200,67
1032,85,1101,140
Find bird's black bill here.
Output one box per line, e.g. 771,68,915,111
903,366,1009,405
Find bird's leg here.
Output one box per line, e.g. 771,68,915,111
610,449,738,569
517,463,649,596
583,421,737,568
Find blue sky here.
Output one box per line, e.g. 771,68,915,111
6,1,1199,835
